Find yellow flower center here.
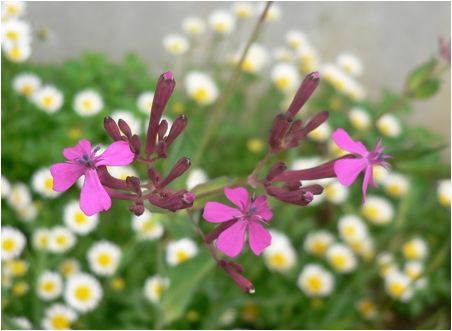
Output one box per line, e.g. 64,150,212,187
176,250,190,263
111,277,125,290
142,219,156,232
324,185,337,199
6,30,18,40
97,253,112,267
20,84,34,96
237,8,251,18
74,285,91,301
171,102,185,114
363,205,379,221
388,282,406,298
6,260,27,276
68,127,82,140
331,254,347,269
379,123,393,136
2,238,16,251
42,95,55,108
351,116,366,130
8,47,22,60
12,282,28,296
38,234,49,248
241,59,254,72
153,283,164,297
269,252,287,267
74,211,87,225
311,240,327,255
214,22,227,33
169,42,183,54
44,177,53,190
193,88,209,103
402,242,418,259
343,225,356,237
61,263,76,277
275,77,290,89
387,184,402,196
42,281,55,293
306,276,322,292
247,138,264,153
6,5,18,15
82,99,93,110
439,193,450,206
55,235,67,246
51,314,70,330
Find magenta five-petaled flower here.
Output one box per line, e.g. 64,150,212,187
50,139,135,216
332,128,391,203
203,187,273,257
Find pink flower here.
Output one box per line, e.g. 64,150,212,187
50,139,134,216
203,187,273,257
332,128,390,203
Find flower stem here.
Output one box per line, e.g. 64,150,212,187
192,1,273,167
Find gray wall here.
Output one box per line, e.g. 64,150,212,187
27,1,451,158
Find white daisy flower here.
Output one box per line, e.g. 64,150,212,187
186,168,208,190
272,47,293,63
87,241,122,276
32,228,51,251
181,16,206,37
337,53,363,77
15,202,38,222
10,316,32,330
263,230,297,272
271,63,300,93
37,271,63,300
338,215,368,243
321,63,348,90
48,227,76,253
111,110,142,135
1,175,11,198
166,238,198,266
297,44,319,73
185,71,219,106
59,258,81,278
233,43,269,74
297,263,335,297
1,19,30,45
4,259,28,277
324,180,348,204
402,237,428,260
383,173,409,198
285,30,307,50
437,179,450,206
307,122,331,143
326,243,358,273
208,10,235,35
65,272,102,312
131,210,164,241
1,226,26,261
384,271,413,302
377,252,399,277
404,261,424,281
232,2,254,19
136,91,154,114
73,89,103,116
372,165,390,184
144,275,169,303
348,107,371,131
106,165,138,181
7,182,31,210
32,85,64,113
163,34,190,55
63,200,99,235
361,196,394,225
376,114,402,138
261,3,281,22
2,1,26,20
31,167,59,198
3,42,31,62
42,304,77,330
303,230,335,257
12,73,41,97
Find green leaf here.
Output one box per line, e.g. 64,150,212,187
410,78,440,99
394,162,451,179
191,176,237,209
161,251,215,325
406,58,437,92
391,144,448,163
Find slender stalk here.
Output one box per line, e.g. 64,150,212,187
187,210,221,263
192,2,273,167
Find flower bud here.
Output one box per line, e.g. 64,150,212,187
104,116,123,141
286,71,320,120
118,119,132,138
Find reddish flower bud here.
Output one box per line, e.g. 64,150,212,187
265,162,287,182
268,114,290,153
147,190,194,212
286,71,320,120
156,141,168,158
165,115,188,148
158,120,168,140
148,167,162,186
104,116,123,141
97,166,128,190
220,261,255,294
300,111,329,136
129,202,145,216
118,119,132,138
146,72,176,154
158,157,191,188
129,134,141,155
126,176,141,194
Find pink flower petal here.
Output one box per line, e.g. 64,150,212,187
224,187,249,210
50,162,85,192
63,139,92,160
332,128,368,156
253,195,273,221
80,169,112,216
334,158,367,186
248,220,272,256
361,166,373,203
216,220,247,257
203,202,242,223
95,141,135,167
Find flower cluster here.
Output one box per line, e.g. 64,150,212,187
1,1,31,62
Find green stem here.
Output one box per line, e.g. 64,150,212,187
192,1,273,168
